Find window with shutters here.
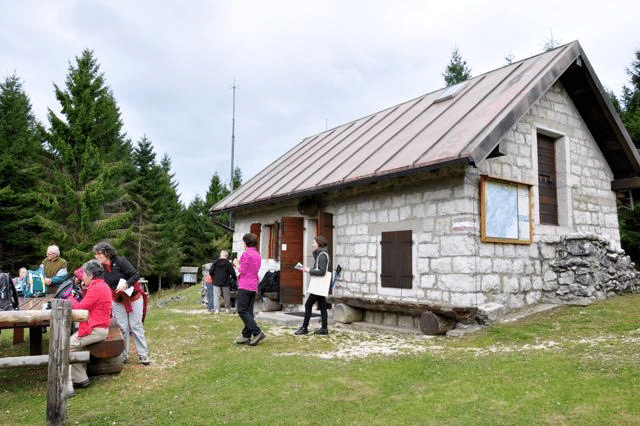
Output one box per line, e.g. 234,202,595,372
537,133,558,225
380,230,413,289
267,222,280,260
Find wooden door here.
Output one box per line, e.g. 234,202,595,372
279,216,304,304
317,211,333,268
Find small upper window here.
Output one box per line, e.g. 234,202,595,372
435,82,466,103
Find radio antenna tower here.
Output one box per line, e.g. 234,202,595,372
230,79,238,191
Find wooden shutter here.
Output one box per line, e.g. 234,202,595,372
537,134,558,225
279,216,304,304
317,211,333,268
250,223,262,244
268,222,280,260
380,230,412,289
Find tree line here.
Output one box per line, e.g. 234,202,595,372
0,49,236,291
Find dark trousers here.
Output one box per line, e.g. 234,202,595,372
302,293,328,329
236,289,261,338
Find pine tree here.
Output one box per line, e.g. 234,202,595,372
128,136,160,274
442,48,472,87
620,50,640,147
0,74,46,271
150,154,184,288
44,49,135,267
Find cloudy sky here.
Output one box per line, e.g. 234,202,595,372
2,1,639,204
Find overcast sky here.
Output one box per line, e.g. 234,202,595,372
2,1,639,205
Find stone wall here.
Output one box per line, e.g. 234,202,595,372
539,233,640,305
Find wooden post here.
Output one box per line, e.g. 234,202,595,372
46,299,72,426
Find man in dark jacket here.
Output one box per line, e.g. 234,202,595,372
209,250,237,313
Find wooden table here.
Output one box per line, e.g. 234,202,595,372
0,295,55,355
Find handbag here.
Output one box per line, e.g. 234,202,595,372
307,272,332,297
307,252,332,297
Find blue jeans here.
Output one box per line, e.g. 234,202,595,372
236,289,261,338
206,284,215,311
112,298,149,359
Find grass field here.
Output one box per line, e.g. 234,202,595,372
2,287,640,425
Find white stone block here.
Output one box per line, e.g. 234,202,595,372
481,275,501,292
450,292,483,306
452,257,476,274
418,243,439,258
354,243,368,256
439,235,476,256
383,312,398,326
478,302,505,324
503,276,519,293
420,274,436,288
399,206,412,220
525,291,541,305
439,274,477,292
431,257,452,274
417,258,430,274
426,290,448,303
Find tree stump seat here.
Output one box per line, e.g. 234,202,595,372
86,318,125,376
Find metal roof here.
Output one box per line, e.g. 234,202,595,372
211,41,640,214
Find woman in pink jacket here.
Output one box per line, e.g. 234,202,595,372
66,260,112,397
233,233,265,346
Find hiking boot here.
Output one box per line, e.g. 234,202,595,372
139,354,151,365
314,328,329,335
293,327,308,335
235,336,250,344
249,332,265,346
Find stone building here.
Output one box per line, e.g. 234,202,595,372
210,41,640,332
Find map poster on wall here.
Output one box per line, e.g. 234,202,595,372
480,175,533,244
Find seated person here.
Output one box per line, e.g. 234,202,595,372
66,260,112,397
41,245,68,292
12,267,27,296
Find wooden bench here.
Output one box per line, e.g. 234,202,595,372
0,300,88,424
1,295,56,354
327,296,479,335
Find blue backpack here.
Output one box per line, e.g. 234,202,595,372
24,266,46,297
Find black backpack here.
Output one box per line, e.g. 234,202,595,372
0,272,19,311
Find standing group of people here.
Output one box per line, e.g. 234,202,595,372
207,233,332,347
14,231,331,395
17,242,153,398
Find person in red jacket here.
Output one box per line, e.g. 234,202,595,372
66,260,112,397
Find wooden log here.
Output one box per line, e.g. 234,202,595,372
333,303,364,324
0,309,88,328
47,299,72,426
86,319,124,359
0,352,90,368
419,311,456,335
87,355,124,376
